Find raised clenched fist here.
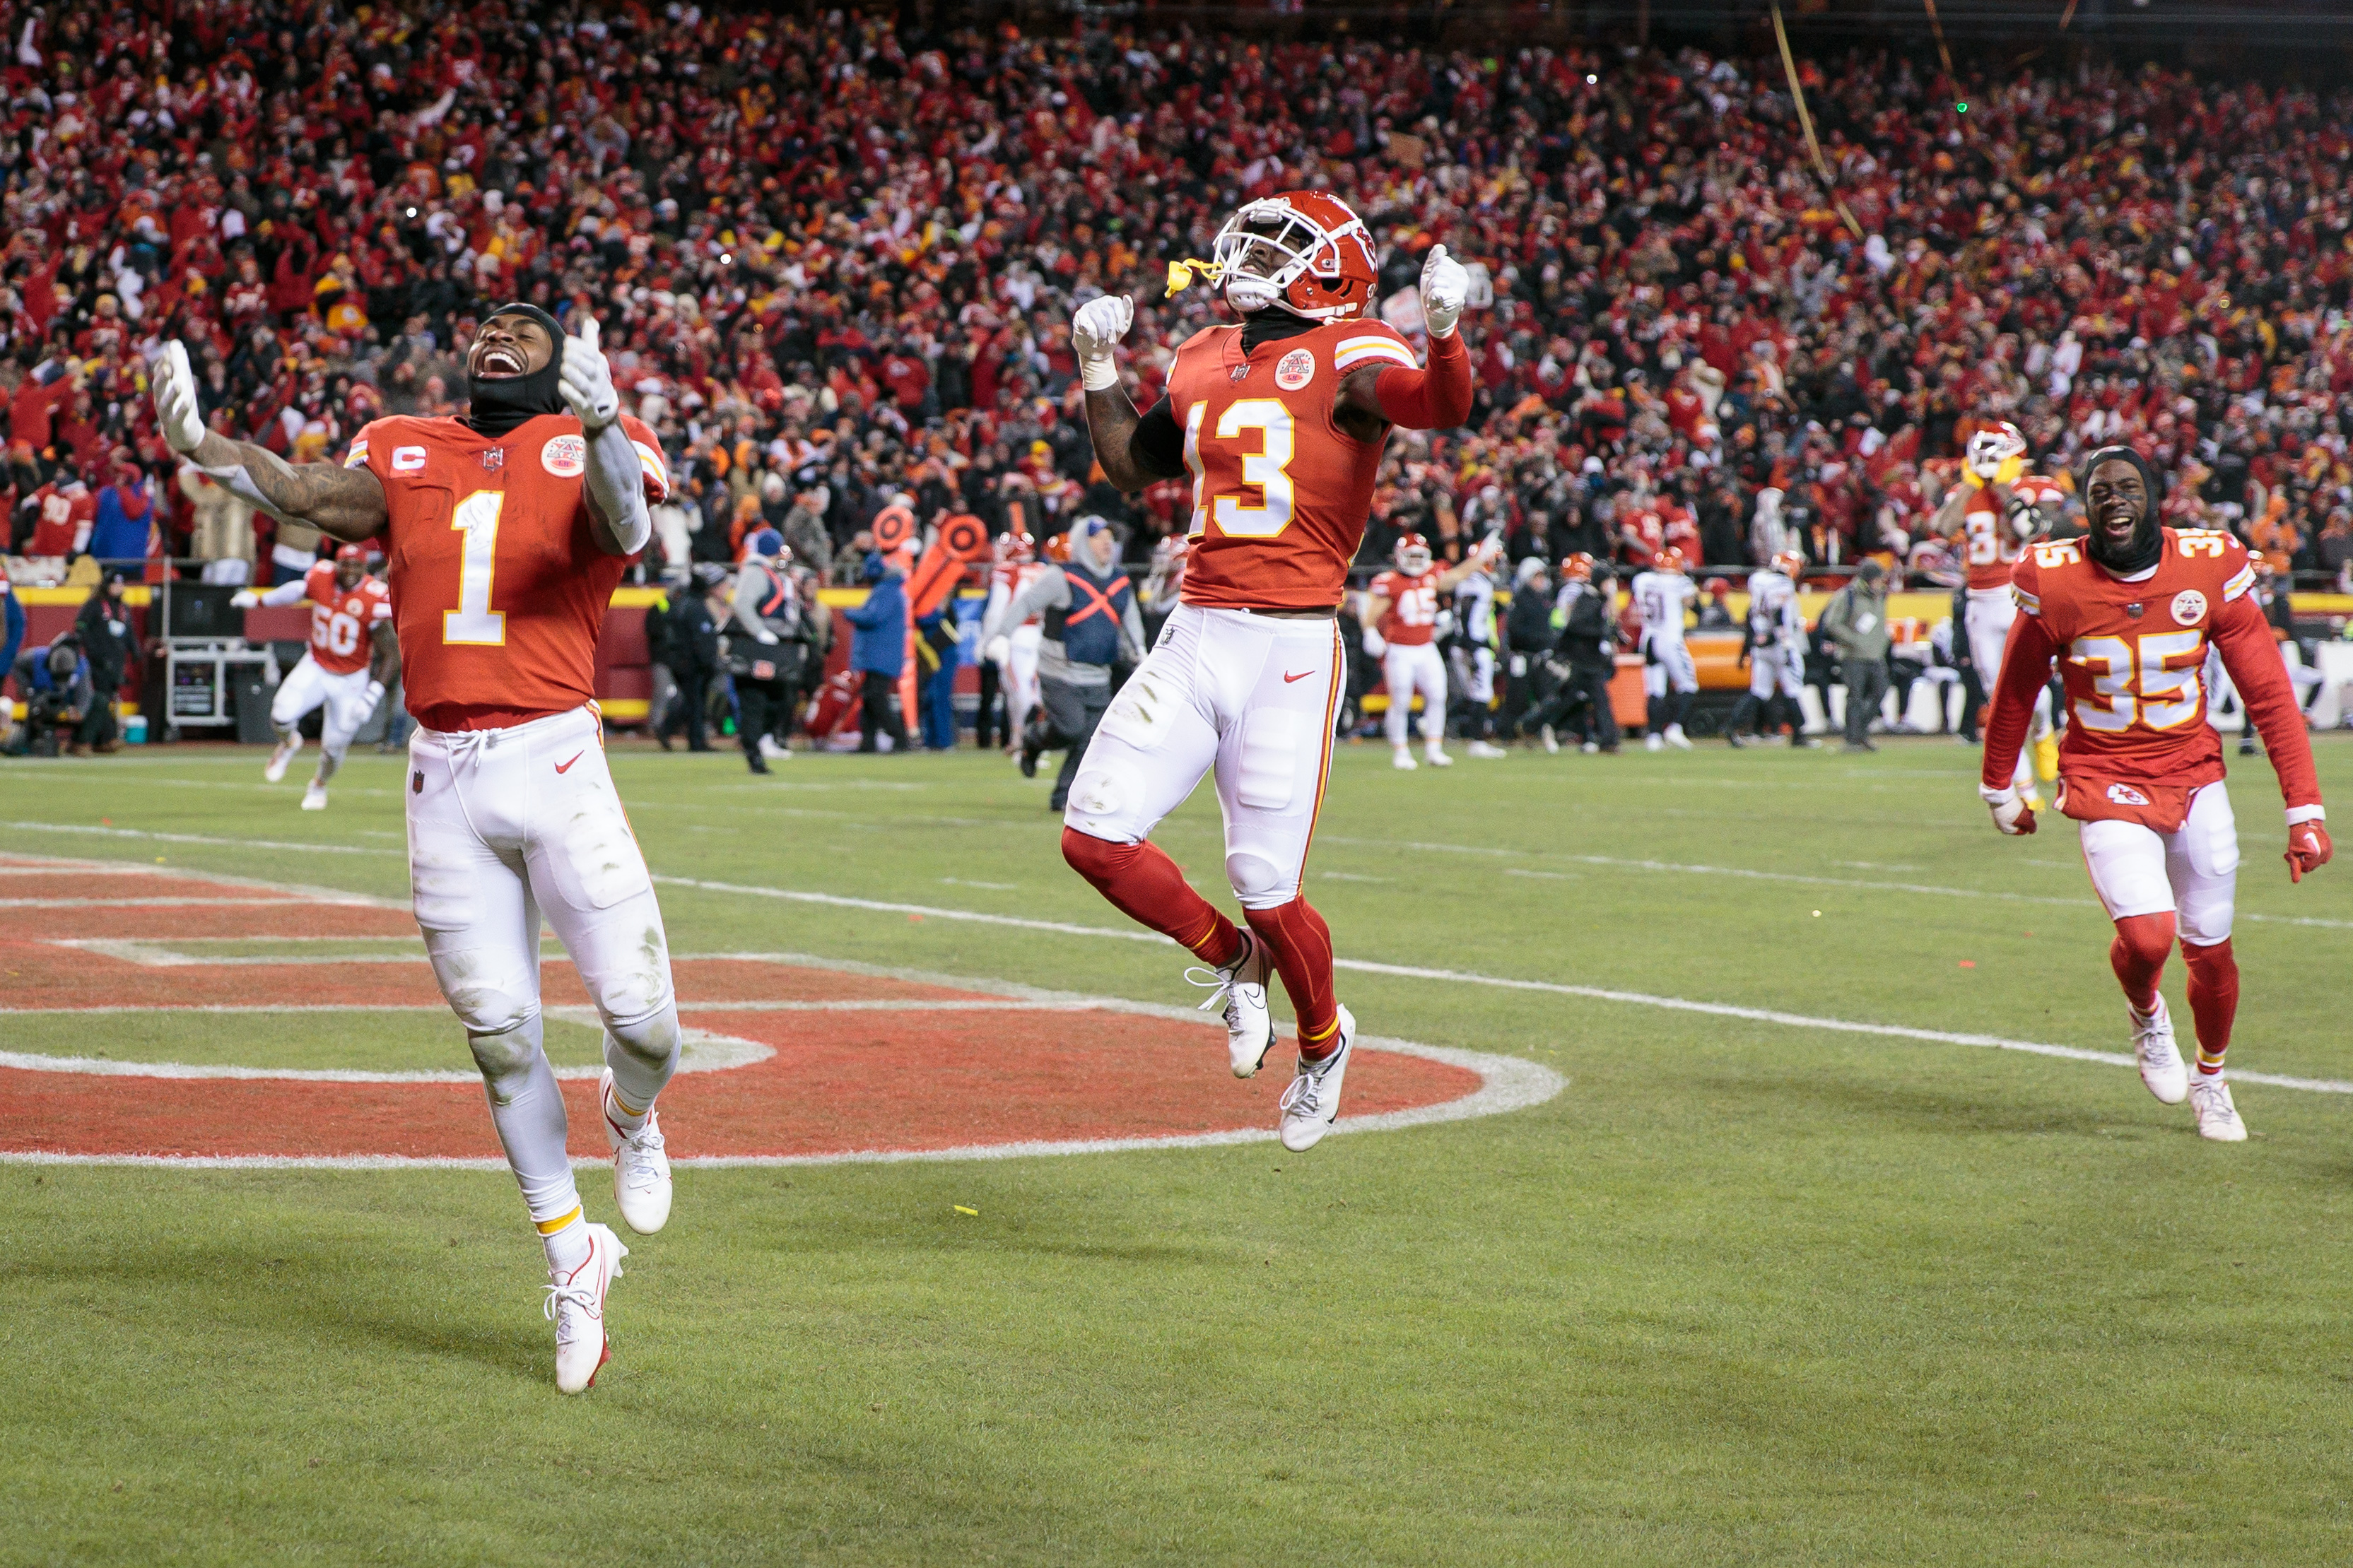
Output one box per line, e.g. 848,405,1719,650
152,341,206,455
1420,244,1468,339
560,315,621,432
1071,295,1134,392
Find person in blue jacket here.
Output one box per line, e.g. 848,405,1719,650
0,565,23,746
842,549,910,753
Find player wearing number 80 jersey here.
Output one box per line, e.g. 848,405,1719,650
1981,446,2328,1143
234,543,397,809
152,304,683,1393
1061,190,1474,1154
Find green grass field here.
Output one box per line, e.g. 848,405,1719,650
5,733,2352,1566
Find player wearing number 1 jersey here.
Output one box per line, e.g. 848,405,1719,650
153,305,681,1393
233,543,397,810
1062,191,1474,1153
1981,446,2330,1143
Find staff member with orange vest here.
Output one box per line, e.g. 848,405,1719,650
982,515,1145,811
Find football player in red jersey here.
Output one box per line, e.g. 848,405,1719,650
154,306,679,1392
1936,421,2056,804
1361,529,1503,770
232,543,397,810
1057,190,1474,1153
1980,446,2331,1142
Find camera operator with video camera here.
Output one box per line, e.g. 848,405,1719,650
11,634,95,758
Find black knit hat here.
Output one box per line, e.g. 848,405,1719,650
2076,444,2164,574
464,302,568,438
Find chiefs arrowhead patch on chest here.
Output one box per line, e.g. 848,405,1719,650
2171,589,2207,625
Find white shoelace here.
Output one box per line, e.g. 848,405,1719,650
615,1120,666,1190
544,1279,602,1345
1184,941,1262,1024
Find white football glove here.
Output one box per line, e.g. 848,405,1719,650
1361,624,1388,658
1980,782,2038,836
364,679,387,710
230,589,259,608
1964,421,2026,483
982,635,1011,666
1420,244,1469,339
1070,295,1133,392
559,315,621,432
153,340,206,454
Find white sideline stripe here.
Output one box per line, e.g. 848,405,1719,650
1331,835,2353,933
0,1023,772,1084
0,851,407,908
0,821,400,856
0,897,319,909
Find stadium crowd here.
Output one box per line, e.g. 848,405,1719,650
3,1,2352,625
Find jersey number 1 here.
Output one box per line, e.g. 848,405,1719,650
443,490,506,646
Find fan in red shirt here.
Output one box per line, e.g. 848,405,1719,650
1058,190,1475,1154
152,302,681,1393
1980,445,2330,1143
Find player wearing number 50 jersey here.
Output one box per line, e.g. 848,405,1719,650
233,543,397,810
1062,190,1474,1154
1981,446,2330,1143
153,303,680,1393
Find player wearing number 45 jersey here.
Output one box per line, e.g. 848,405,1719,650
233,543,397,810
1981,446,2330,1143
153,304,680,1393
1063,190,1474,1153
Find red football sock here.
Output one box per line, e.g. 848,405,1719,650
1060,828,1240,967
2108,911,2175,1015
2181,938,2239,1074
1244,897,1341,1057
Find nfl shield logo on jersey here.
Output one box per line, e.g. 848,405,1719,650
2106,783,2152,807
480,447,505,473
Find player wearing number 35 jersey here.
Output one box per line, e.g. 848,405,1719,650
1063,190,1474,1155
152,303,681,1393
1981,446,2329,1143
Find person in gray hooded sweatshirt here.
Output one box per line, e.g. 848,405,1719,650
981,515,1146,810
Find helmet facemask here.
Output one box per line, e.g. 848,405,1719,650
1211,199,1371,321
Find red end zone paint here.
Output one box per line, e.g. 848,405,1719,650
0,863,1545,1166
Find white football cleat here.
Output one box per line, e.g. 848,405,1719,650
1664,724,1694,750
757,733,789,759
1187,931,1275,1078
300,782,329,811
1391,748,1417,771
2130,996,2188,1105
544,1222,627,1394
264,736,301,782
1580,741,1600,755
2188,1075,2247,1142
1278,1006,1356,1153
602,1069,673,1234
1466,741,1508,759
1539,725,1559,755
1424,745,1452,767
1644,733,1665,752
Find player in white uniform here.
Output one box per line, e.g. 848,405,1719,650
982,529,1047,751
1363,531,1503,770
1629,546,1700,750
1445,550,1508,758
1726,548,1809,747
233,543,397,808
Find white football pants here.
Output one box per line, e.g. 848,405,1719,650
1748,642,1805,701
1006,623,1043,742
271,653,379,757
2077,779,2238,944
1382,641,1447,747
1966,587,2053,789
406,705,681,1225
1641,634,1698,697
1065,604,1343,910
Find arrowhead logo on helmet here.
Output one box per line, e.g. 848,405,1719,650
1170,191,1378,324
1392,533,1434,576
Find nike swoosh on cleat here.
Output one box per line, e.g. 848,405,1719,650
1282,670,1314,683
555,751,585,774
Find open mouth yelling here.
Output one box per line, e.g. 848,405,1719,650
476,342,527,377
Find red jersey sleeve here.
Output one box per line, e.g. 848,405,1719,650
2210,587,2323,816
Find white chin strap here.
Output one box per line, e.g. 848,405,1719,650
1224,277,1280,314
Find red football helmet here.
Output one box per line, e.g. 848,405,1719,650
1769,548,1805,580
1392,532,1433,576
1560,551,1595,584
1655,546,1689,575
1211,191,1378,324
1043,531,1072,565
996,528,1035,565
334,543,366,562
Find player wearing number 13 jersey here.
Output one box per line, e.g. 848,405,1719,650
152,303,682,1393
1062,191,1474,1153
1981,446,2330,1143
